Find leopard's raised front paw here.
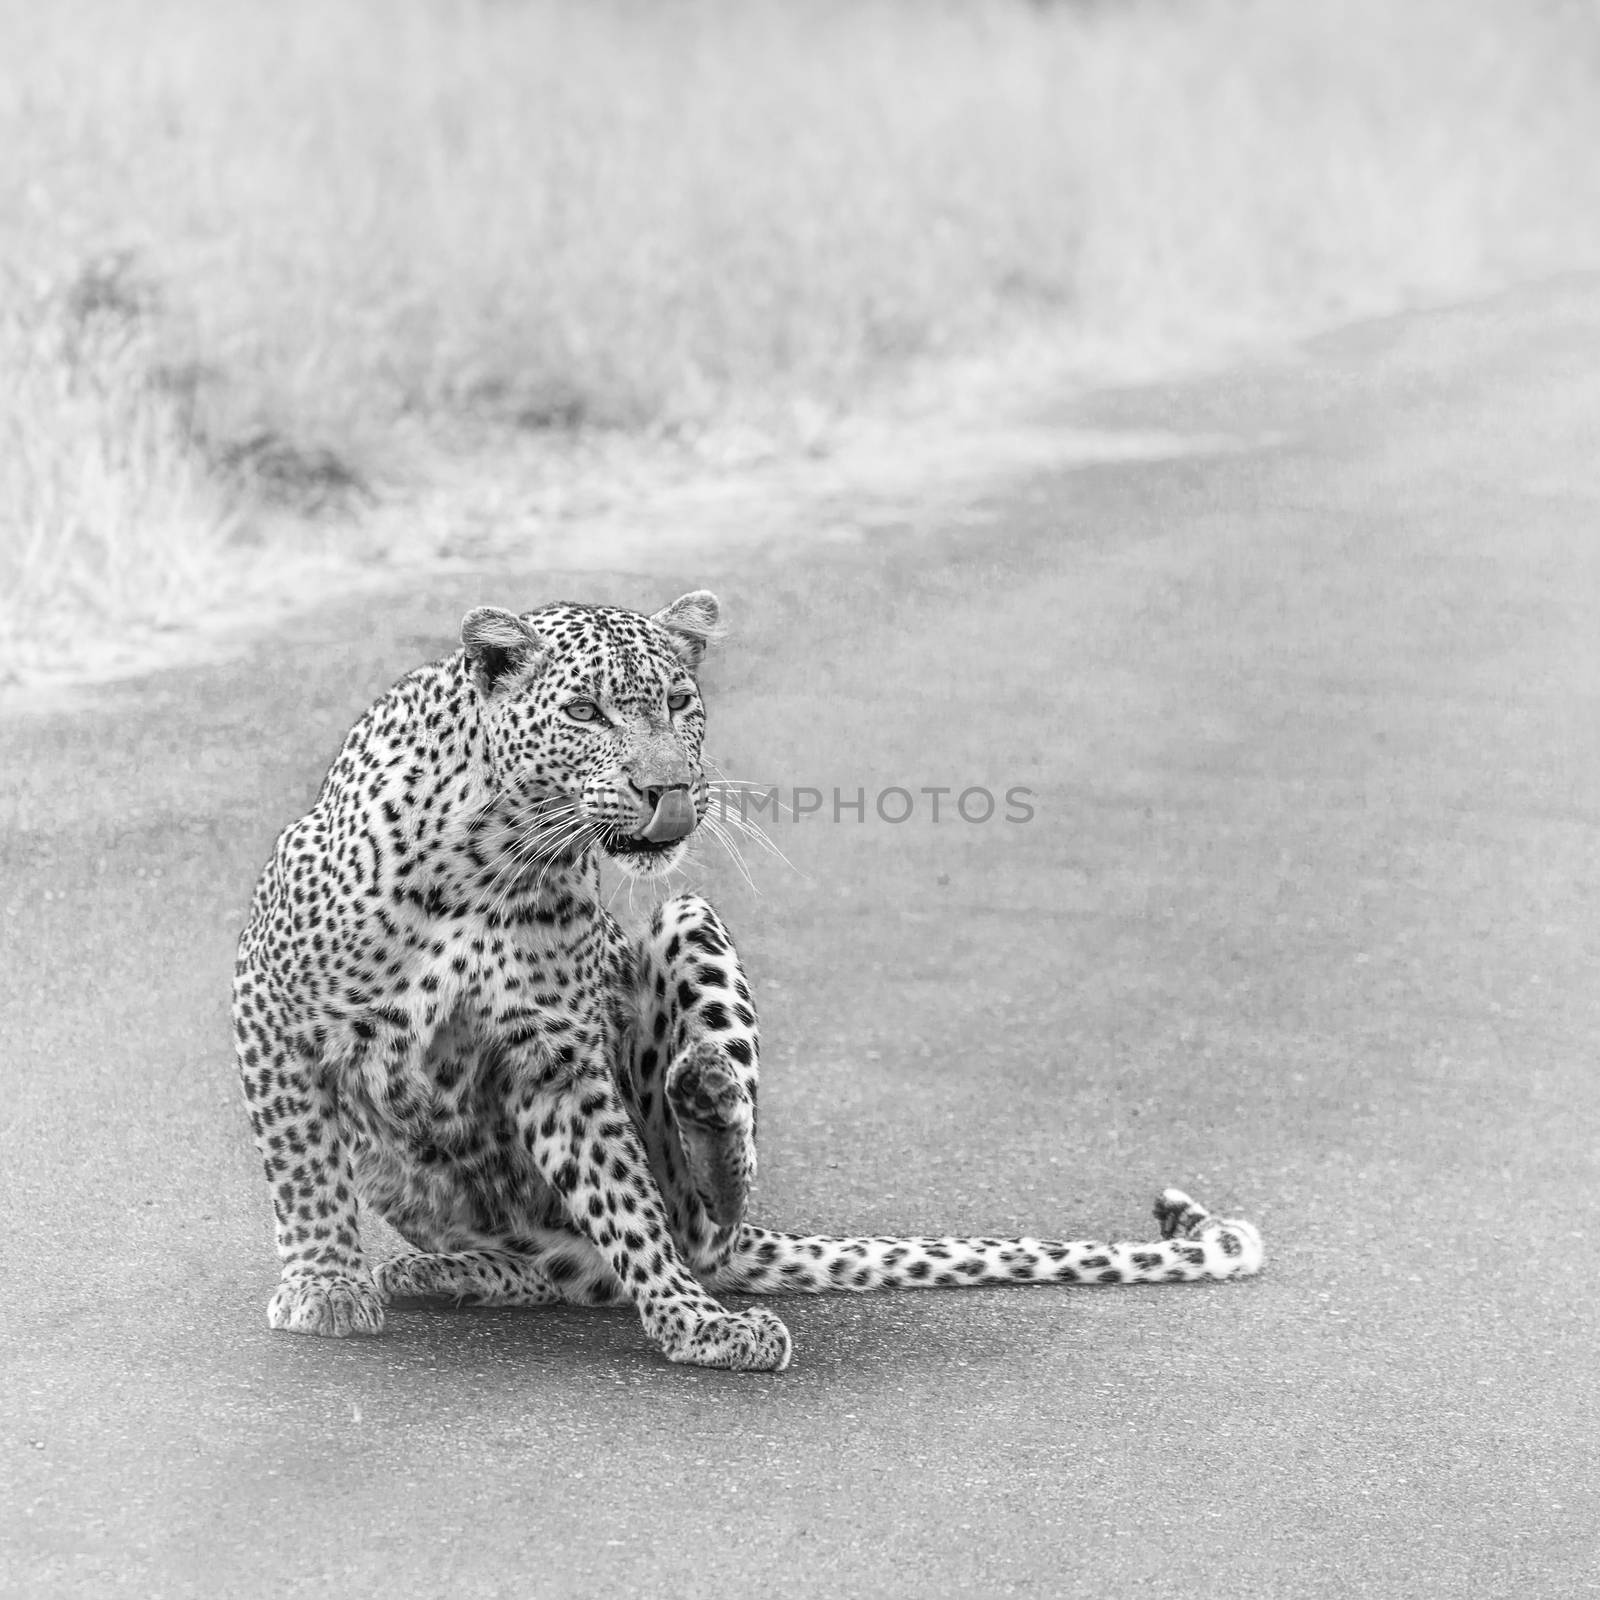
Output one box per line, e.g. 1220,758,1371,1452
267,1273,385,1338
664,1306,792,1373
670,1041,757,1228
668,1041,753,1130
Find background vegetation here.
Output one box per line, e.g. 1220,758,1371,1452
5,0,1600,681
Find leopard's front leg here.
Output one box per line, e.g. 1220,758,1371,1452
235,971,384,1337
515,1060,790,1372
618,894,763,1274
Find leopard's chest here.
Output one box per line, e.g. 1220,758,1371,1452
398,903,613,1059
342,915,618,1176
332,843,624,1145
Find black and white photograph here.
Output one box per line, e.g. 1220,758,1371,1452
2,2,1597,1596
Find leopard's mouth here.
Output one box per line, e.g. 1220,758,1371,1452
598,826,692,867
597,786,702,871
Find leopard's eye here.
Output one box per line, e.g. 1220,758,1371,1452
565,701,603,724
667,690,694,714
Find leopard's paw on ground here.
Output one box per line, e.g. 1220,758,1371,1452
665,1306,792,1372
267,1273,385,1337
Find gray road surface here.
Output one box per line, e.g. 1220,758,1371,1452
3,279,1599,1599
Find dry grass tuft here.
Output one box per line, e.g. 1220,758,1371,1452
4,0,1600,680
0,255,234,680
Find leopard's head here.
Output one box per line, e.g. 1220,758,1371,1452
460,592,720,880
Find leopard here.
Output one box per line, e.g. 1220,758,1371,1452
234,590,1264,1372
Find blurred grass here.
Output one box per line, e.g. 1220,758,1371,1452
4,0,1600,681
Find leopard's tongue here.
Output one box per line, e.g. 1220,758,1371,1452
637,789,697,843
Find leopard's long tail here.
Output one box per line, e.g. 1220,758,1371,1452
710,1188,1263,1296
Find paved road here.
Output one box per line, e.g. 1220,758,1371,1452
3,280,1598,1599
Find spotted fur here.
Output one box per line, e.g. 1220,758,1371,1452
234,591,1262,1372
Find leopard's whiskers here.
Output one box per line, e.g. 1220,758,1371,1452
701,796,797,880
486,799,590,921
714,805,796,869
526,820,605,908
699,813,761,896
702,764,796,867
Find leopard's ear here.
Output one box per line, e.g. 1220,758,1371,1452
650,590,722,672
461,607,546,697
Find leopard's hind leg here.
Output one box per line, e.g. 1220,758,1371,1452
711,1188,1264,1295
373,1249,562,1308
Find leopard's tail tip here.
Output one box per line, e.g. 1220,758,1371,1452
1155,1186,1266,1279
1220,1214,1266,1278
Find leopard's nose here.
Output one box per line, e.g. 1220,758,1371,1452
633,783,697,843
